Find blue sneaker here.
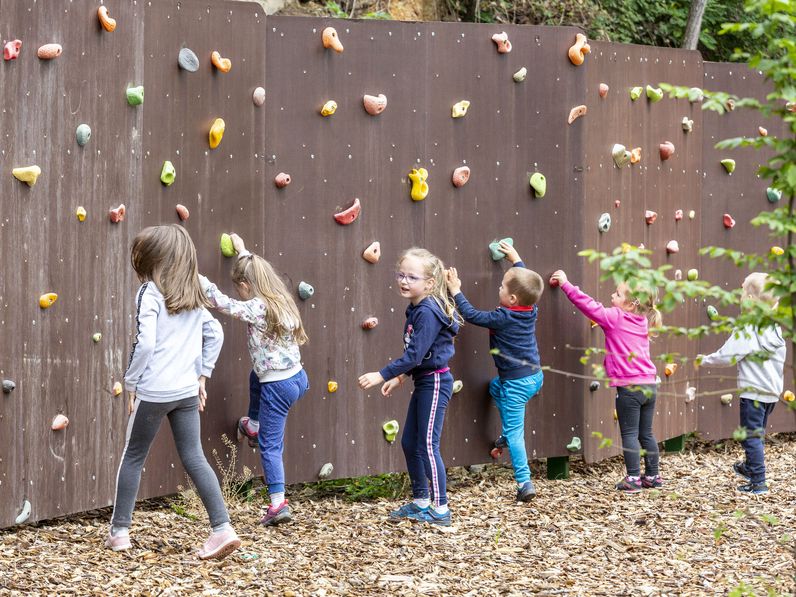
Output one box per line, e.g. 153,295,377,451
406,507,452,527
516,480,536,502
737,481,768,495
388,502,428,521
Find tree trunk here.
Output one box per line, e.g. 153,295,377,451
682,0,709,50
463,0,479,22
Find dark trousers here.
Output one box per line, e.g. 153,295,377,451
615,385,659,477
739,398,776,484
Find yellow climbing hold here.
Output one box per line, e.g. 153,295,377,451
39,293,58,309
76,206,87,222
771,246,784,256
112,382,123,396
12,165,41,187
408,168,429,201
327,380,338,393
783,390,795,402
451,100,470,118
208,118,225,149
320,100,337,117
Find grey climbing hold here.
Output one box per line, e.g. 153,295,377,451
178,47,199,72
612,144,631,168
488,238,513,261
513,67,527,82
598,213,611,233
2,379,15,394
566,437,582,452
589,381,599,392
298,281,314,300
253,86,265,107
318,462,333,479
452,380,463,394
15,500,31,525
767,187,782,203
75,124,91,147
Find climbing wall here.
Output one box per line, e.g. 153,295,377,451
697,62,796,439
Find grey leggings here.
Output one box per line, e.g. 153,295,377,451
111,396,230,529
615,385,660,477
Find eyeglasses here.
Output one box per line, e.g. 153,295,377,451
394,271,427,285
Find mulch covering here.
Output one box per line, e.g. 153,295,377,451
2,436,794,596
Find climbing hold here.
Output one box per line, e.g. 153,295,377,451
589,381,600,392
109,204,126,223
664,363,678,377
629,86,643,101
408,168,429,201
758,126,767,137
567,33,589,66
613,409,619,421
51,414,69,430
612,144,631,168
160,161,176,186
723,214,736,229
767,187,782,203
783,390,795,402
646,85,663,102
687,87,704,103
37,43,62,60
363,93,387,116
361,317,379,330
771,246,784,256
320,100,337,117
513,67,527,82
97,5,116,32
687,269,699,281
362,241,381,264
707,305,719,321
720,393,733,405
725,98,736,112
567,105,587,124
210,50,231,73
322,27,344,53
674,209,683,221
208,118,225,149
452,380,463,394
630,147,641,164
274,172,291,188
298,281,314,300
529,172,546,198
39,293,58,309
688,210,696,219
720,159,735,173
382,420,399,443
333,198,361,224
4,39,22,61
76,206,87,222
489,238,513,261
451,100,470,118
327,381,338,393
674,269,682,281
318,463,334,479
2,380,16,394
75,124,92,147
549,275,559,288
220,233,236,258
614,200,621,208
597,213,611,233
252,87,266,106
12,166,41,187
126,86,144,106
598,83,609,98
452,166,470,188
113,382,123,396
659,141,675,161
566,437,581,452
491,31,512,53
178,48,199,72
92,332,102,343
666,240,680,254
682,117,693,132
15,501,31,525
175,204,189,221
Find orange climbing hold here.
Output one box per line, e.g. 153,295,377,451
630,147,642,164
37,43,62,60
322,27,344,53
210,51,232,73
664,363,678,377
491,32,512,54
109,204,126,223
568,33,590,66
758,126,768,137
51,414,69,430
362,241,381,263
333,198,361,225
39,293,58,309
97,6,117,32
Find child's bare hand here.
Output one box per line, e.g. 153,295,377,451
446,268,462,295
229,233,247,255
381,378,402,397
551,270,568,286
127,392,136,416
499,241,521,264
358,371,384,390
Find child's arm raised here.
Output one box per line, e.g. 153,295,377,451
553,270,618,329
200,274,264,325
447,267,510,329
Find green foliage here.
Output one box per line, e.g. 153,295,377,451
324,1,348,18
308,473,408,501
169,502,198,521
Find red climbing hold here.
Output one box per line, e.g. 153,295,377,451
674,209,683,221
659,141,675,161
175,204,189,221
645,210,658,225
3,39,22,61
274,173,291,188
109,204,126,223
361,317,379,330
333,198,361,225
723,214,736,229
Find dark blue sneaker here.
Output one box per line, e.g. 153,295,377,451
490,435,508,459
516,480,536,502
733,461,751,481
737,481,768,495
406,507,452,527
388,502,428,521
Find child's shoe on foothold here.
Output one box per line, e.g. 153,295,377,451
737,481,769,495
198,527,241,560
406,507,452,527
733,461,751,481
516,480,537,502
104,531,131,552
260,500,292,526
388,502,428,521
641,475,663,489
615,476,642,494
237,416,258,448
490,435,508,459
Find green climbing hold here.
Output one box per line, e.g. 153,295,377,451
126,85,144,106
92,332,102,343
767,187,782,203
706,305,719,321
566,436,582,452
529,172,546,198
629,86,643,101
383,420,400,443
645,85,663,103
720,158,736,174
75,124,92,147
220,233,236,257
513,67,527,82
160,161,176,186
298,281,314,300
488,238,513,261
452,380,463,394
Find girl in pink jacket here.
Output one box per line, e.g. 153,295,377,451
551,270,662,493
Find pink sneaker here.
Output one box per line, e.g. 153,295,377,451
198,528,241,560
260,500,292,526
237,417,258,448
104,532,131,552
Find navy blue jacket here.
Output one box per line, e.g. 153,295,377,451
379,296,459,381
453,262,541,380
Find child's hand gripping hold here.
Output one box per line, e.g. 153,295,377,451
445,267,462,295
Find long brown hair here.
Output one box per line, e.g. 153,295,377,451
130,225,211,314
231,254,308,345
399,247,463,327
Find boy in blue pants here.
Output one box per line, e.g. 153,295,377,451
446,241,544,501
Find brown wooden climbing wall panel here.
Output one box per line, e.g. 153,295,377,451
697,63,796,439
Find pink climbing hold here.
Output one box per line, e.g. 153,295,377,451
666,240,680,254
659,141,675,161
4,39,22,61
274,172,291,188
491,32,511,53
451,166,470,188
645,210,657,225
598,83,609,98
51,414,69,430
614,200,621,208
363,94,387,116
333,198,361,225
361,317,379,330
37,43,62,60
175,204,189,221
674,209,683,221
109,204,126,223
723,214,736,229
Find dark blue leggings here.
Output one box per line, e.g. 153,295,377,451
401,370,453,507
